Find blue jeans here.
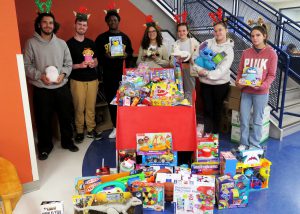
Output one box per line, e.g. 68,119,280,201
240,92,269,147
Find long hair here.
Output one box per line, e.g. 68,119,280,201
141,24,163,49
34,12,60,35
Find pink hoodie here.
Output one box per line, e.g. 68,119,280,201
236,46,278,94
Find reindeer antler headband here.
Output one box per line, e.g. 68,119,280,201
104,1,120,14
73,6,91,20
208,8,227,25
174,11,188,24
35,0,52,14
143,15,159,28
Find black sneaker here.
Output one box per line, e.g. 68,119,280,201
87,129,102,140
75,133,84,144
38,152,48,160
62,144,79,152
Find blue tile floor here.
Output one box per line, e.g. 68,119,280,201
82,130,300,214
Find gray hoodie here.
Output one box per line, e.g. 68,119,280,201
24,32,72,89
192,38,234,85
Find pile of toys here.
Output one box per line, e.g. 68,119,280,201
71,131,272,213
111,63,190,106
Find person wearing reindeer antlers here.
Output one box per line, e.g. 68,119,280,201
23,1,78,160
95,2,133,139
67,7,102,143
192,8,234,134
170,11,199,103
136,15,170,68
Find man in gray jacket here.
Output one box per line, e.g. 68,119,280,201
24,12,79,160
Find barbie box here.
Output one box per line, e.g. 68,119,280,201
136,132,172,155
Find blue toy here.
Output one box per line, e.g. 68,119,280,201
194,42,226,71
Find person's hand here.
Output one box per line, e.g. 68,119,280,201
88,60,96,68
249,84,260,90
40,73,51,85
105,53,113,59
235,80,245,89
80,61,88,68
198,69,208,77
55,73,66,84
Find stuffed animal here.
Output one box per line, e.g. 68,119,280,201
45,66,59,83
194,42,226,71
171,43,191,62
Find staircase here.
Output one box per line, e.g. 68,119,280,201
147,0,300,139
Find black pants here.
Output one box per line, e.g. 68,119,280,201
103,72,122,127
33,85,74,154
201,82,229,134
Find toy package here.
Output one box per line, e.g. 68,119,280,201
191,161,220,175
131,181,165,211
216,174,250,209
118,149,136,172
150,68,176,82
41,201,64,214
142,151,178,166
220,151,238,176
109,36,124,57
196,134,219,162
238,67,263,87
136,132,172,155
173,176,215,214
72,192,143,214
74,176,101,194
239,158,272,191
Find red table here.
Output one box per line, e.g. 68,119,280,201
116,105,197,151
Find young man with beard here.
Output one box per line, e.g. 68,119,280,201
95,8,133,139
67,11,102,143
24,13,78,160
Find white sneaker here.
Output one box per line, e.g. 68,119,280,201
109,128,116,139
238,144,248,151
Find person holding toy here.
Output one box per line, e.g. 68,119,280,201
95,2,133,139
235,24,278,150
170,11,199,103
192,8,234,134
67,7,102,143
136,15,170,68
24,9,78,160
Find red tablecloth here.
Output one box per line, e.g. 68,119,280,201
116,105,197,151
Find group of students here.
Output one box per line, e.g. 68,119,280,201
23,6,278,161
137,14,277,151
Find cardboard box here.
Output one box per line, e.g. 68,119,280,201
228,85,241,99
231,122,270,143
228,97,240,111
231,105,271,126
41,201,64,214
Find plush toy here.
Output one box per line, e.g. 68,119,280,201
171,43,191,62
194,42,226,71
45,66,59,83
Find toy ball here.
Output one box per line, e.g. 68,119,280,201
45,66,59,83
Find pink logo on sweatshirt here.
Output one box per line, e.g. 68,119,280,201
244,58,268,70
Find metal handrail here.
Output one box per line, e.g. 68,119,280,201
153,0,300,128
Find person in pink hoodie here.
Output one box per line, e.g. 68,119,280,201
235,25,278,150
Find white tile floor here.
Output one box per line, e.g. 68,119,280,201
14,138,93,214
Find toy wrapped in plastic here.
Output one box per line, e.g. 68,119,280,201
194,41,227,71
238,67,263,87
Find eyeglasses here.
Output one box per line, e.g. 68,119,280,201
148,30,157,34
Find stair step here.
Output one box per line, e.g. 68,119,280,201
284,98,300,108
273,103,300,128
